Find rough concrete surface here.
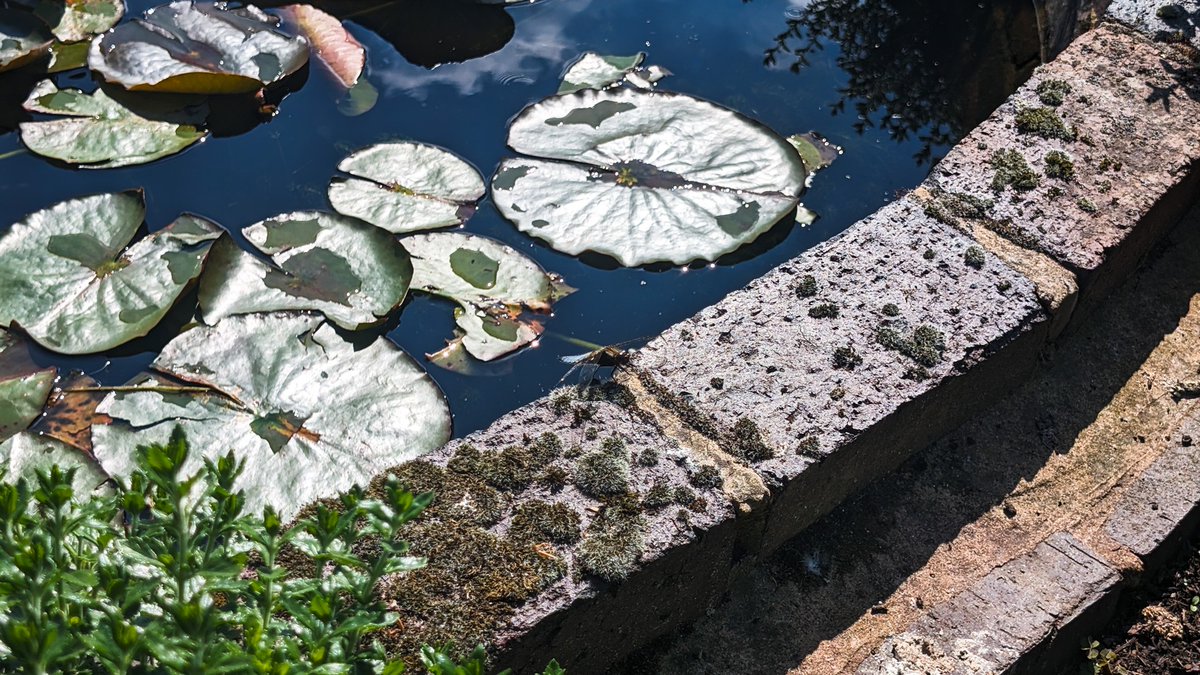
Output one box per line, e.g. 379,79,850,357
633,201,1200,675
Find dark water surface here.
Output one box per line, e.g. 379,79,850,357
0,0,1042,436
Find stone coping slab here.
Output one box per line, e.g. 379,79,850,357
1107,0,1200,48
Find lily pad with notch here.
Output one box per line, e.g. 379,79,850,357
91,312,452,520
20,80,207,168
0,191,222,354
558,51,669,94
198,210,413,330
329,141,485,233
492,88,807,266
88,0,310,94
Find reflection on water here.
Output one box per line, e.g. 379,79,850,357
0,0,1045,436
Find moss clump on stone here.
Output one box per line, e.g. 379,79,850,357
876,324,946,367
710,377,725,390
983,219,1041,251
1014,106,1076,140
574,451,630,497
643,482,674,509
376,459,504,527
1035,79,1072,107
923,189,993,226
964,246,986,269
903,365,931,381
882,303,901,317
923,248,936,260
730,417,774,461
600,435,627,456
540,465,570,491
829,386,846,401
998,280,1012,293
795,274,819,298
530,432,564,465
1044,150,1075,180
571,402,595,427
549,389,573,415
690,464,723,489
636,447,660,466
475,446,537,491
796,436,820,456
577,499,647,583
808,302,840,319
1078,197,1099,213
509,500,582,545
1047,186,1064,199
1098,157,1122,172
832,345,863,370
673,486,697,506
990,149,1039,191
584,427,599,441
563,444,583,459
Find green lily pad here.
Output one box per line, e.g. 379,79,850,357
198,211,413,330
20,80,207,168
559,52,643,94
0,191,222,354
35,0,124,42
0,8,53,73
88,0,309,94
1,432,111,497
0,328,56,443
405,232,571,364
92,312,452,520
492,88,807,266
787,132,841,186
328,141,485,233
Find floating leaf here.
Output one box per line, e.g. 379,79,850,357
787,132,841,186
31,373,110,454
47,39,88,72
405,232,569,364
558,52,643,94
92,313,452,520
276,3,363,89
198,211,413,330
0,191,221,354
88,0,309,94
492,88,807,266
0,8,53,73
337,76,378,117
20,80,207,168
0,328,55,443
35,0,124,42
1,432,110,496
328,141,485,233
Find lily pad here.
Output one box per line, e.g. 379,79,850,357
198,210,413,330
328,141,485,233
20,80,207,168
35,0,124,42
492,88,807,266
0,191,222,354
0,8,53,73
0,328,56,443
276,3,363,89
30,372,109,454
88,0,310,94
558,52,643,94
1,432,110,496
405,232,569,364
787,132,841,185
92,313,452,520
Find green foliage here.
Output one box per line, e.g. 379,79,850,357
0,427,563,675
990,149,1039,191
1014,106,1076,141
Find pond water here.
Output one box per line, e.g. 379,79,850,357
0,0,1042,436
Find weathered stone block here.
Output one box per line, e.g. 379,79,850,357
1107,0,1200,48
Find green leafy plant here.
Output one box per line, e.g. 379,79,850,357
0,427,563,674
1080,638,1126,675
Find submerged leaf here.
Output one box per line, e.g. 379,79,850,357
558,52,643,94
0,328,56,443
0,8,53,73
406,231,568,363
198,211,413,330
787,132,841,185
20,80,206,168
492,88,807,266
328,141,485,233
0,191,221,354
35,0,124,42
276,3,363,89
92,313,451,520
47,39,88,72
88,0,309,94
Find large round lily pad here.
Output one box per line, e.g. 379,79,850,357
88,0,310,94
198,210,413,330
328,142,485,233
0,328,56,443
0,191,222,354
0,8,53,73
492,88,807,266
405,232,571,365
92,313,452,520
20,80,207,168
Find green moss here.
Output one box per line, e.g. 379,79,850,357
1047,186,1065,199
563,444,583,459
574,451,630,497
509,500,582,546
923,249,936,260
709,377,725,390
1014,107,1076,140
1098,157,1122,172
642,482,674,509
375,460,503,527
998,280,1013,293
540,465,570,491
584,427,599,441
600,435,627,457
1044,150,1075,180
636,447,660,467
730,417,774,461
530,432,563,465
476,446,537,491
1035,79,1072,107
829,386,846,401
550,390,573,415
965,246,986,269
882,303,901,317
673,486,697,506
923,189,993,226
795,274,819,298
984,219,1042,252
991,149,1040,191
796,436,820,456
1078,197,1099,213
690,464,723,489
832,345,862,370
902,365,930,381
808,302,840,319
571,403,595,427
577,502,647,583
876,324,946,367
